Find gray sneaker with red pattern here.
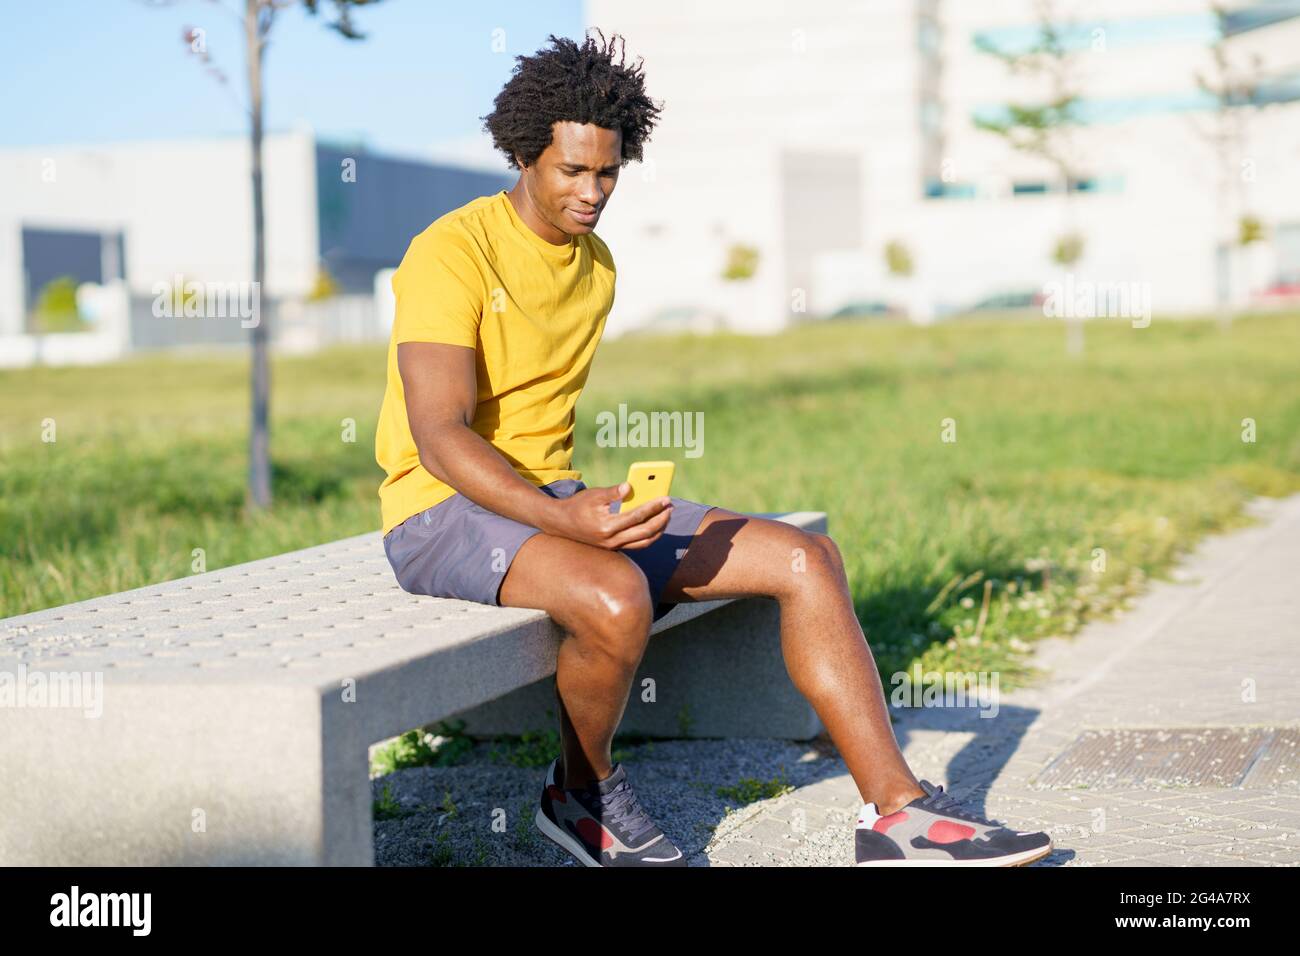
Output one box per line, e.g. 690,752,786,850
535,758,687,867
855,779,1053,866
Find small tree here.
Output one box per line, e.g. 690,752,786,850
722,242,759,280
32,276,87,333
159,0,381,511
1193,3,1275,330
307,264,343,302
1052,232,1084,267
1238,214,1265,247
974,0,1089,354
884,240,914,278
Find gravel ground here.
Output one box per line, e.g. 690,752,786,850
370,735,857,867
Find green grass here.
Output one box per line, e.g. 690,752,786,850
716,770,795,806
368,718,652,777
371,782,412,821
370,720,476,776
3,313,1298,691
487,727,564,769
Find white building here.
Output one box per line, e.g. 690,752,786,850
0,126,510,358
585,0,1300,332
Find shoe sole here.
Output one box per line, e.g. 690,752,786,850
535,806,605,867
534,806,687,867
537,759,604,868
856,842,1054,867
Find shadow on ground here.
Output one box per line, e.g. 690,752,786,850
371,701,1075,867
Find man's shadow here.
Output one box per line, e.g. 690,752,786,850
651,512,1074,866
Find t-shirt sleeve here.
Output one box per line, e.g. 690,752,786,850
592,233,616,312
390,228,485,348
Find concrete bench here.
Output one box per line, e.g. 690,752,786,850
0,510,826,865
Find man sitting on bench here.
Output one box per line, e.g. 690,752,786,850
375,29,1052,868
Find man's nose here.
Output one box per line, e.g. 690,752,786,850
577,177,603,206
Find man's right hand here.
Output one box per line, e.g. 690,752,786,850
540,482,674,551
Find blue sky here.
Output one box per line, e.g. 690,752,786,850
0,0,586,168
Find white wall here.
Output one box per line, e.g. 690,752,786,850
587,0,915,334
585,0,1300,328
0,280,130,368
0,129,320,337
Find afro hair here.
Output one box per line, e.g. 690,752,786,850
481,28,664,171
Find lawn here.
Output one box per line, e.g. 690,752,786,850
3,312,1298,687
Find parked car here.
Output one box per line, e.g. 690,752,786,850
1257,272,1300,301
824,299,906,320
950,289,1047,317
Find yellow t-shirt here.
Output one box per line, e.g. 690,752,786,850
375,189,616,535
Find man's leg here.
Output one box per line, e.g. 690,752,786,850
659,509,926,816
498,533,655,790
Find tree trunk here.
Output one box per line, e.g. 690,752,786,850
246,0,272,509
1061,172,1084,358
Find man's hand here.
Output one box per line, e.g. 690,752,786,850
540,482,673,551
396,343,672,544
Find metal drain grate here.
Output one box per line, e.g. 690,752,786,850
1034,726,1300,789
1239,728,1300,790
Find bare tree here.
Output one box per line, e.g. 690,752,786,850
166,0,381,510
974,0,1089,354
1192,3,1274,331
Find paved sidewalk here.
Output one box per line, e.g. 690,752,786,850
702,493,1300,867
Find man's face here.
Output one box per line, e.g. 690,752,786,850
521,121,622,237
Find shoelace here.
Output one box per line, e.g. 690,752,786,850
596,780,659,845
917,784,1007,829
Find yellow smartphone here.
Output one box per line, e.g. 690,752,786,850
619,460,675,513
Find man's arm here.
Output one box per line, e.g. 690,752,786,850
398,341,673,550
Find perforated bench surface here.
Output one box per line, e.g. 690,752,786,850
2,531,520,685
0,510,827,865
1,512,827,688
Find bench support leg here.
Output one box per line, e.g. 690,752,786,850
0,684,373,866
452,597,824,740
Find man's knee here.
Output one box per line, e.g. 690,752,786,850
565,556,653,664
809,531,844,568
794,530,846,589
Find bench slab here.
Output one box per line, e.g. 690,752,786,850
0,510,827,864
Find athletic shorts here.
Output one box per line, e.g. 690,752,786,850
383,478,717,623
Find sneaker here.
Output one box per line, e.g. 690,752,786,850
534,758,687,867
855,779,1053,867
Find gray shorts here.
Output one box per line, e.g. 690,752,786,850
383,478,717,623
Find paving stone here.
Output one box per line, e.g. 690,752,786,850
1141,850,1240,867
780,775,859,810
771,800,855,832
743,815,811,848
1160,831,1250,848
709,838,794,866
